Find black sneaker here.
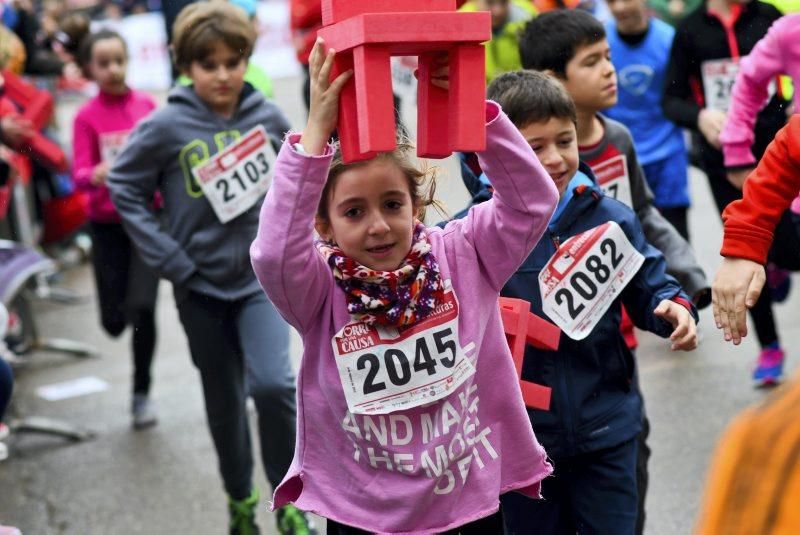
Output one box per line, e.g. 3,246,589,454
229,488,260,535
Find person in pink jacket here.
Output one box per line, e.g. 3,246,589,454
250,40,558,534
720,13,800,188
718,13,800,318
72,28,160,429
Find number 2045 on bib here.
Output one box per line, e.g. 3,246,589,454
539,221,644,340
332,291,475,415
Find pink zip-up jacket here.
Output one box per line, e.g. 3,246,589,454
251,102,558,534
720,14,800,169
72,89,156,223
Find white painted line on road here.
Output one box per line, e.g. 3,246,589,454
36,376,109,401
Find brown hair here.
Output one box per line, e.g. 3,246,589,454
75,29,128,79
57,12,91,59
171,0,256,71
316,137,442,229
487,70,578,128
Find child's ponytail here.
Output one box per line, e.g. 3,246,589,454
60,14,127,80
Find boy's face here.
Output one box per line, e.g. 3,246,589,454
477,0,510,31
518,117,579,196
607,0,648,34
560,39,617,113
184,40,247,118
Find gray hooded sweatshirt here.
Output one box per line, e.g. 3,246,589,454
107,83,291,301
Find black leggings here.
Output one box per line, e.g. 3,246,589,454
327,510,504,534
90,222,159,395
658,206,689,243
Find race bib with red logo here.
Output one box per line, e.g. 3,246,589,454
99,130,131,164
592,154,632,208
539,222,644,340
192,125,276,223
332,288,475,415
701,57,776,113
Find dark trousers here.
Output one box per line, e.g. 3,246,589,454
0,356,12,422
502,439,639,535
658,206,689,243
176,290,296,499
635,417,651,535
327,510,504,534
90,222,158,395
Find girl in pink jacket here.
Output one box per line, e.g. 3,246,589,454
72,28,160,429
251,40,558,533
719,14,800,343
720,13,800,185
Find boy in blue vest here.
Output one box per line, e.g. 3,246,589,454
488,70,698,535
604,0,692,242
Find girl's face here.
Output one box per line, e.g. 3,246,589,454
89,37,128,95
318,159,418,272
185,40,247,118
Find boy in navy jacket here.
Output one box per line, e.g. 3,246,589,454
486,71,698,534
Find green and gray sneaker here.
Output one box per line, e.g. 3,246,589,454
275,504,317,535
229,488,260,535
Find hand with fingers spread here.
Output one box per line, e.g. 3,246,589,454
654,300,698,351
299,38,353,156
711,257,765,345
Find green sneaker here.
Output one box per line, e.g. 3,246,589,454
275,504,317,535
229,488,260,535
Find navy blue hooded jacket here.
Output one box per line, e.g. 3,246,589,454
452,163,697,458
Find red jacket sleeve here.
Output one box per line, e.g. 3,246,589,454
720,116,800,264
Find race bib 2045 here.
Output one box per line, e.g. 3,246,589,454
192,125,277,224
332,290,475,415
592,154,632,208
539,222,644,340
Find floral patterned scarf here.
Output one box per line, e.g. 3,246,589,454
315,222,445,327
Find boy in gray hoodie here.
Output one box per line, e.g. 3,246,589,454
107,3,311,534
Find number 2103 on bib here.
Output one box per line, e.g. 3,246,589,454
192,125,277,224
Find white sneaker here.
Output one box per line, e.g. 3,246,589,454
131,394,158,430
0,441,8,461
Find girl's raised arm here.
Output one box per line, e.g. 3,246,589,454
458,102,559,291
251,40,352,332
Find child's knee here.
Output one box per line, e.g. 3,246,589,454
101,316,126,337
